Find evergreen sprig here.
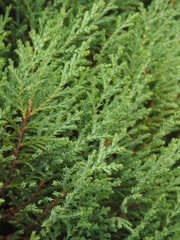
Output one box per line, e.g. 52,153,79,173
0,0,179,239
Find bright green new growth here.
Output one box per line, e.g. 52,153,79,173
0,0,180,239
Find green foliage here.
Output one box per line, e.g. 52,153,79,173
0,0,179,239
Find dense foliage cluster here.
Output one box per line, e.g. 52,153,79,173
0,0,180,239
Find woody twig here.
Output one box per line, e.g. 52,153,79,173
1,178,45,220
0,100,33,196
170,0,176,7
120,202,142,218
37,189,68,222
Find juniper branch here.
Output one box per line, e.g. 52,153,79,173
1,178,46,219
37,189,68,222
0,100,33,196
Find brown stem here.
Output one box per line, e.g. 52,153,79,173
1,178,45,220
170,0,176,7
120,202,142,218
104,138,112,147
0,100,32,196
37,189,68,222
3,121,8,130
24,189,68,232
142,68,150,75
150,101,154,108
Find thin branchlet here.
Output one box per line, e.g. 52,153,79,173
0,100,33,196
